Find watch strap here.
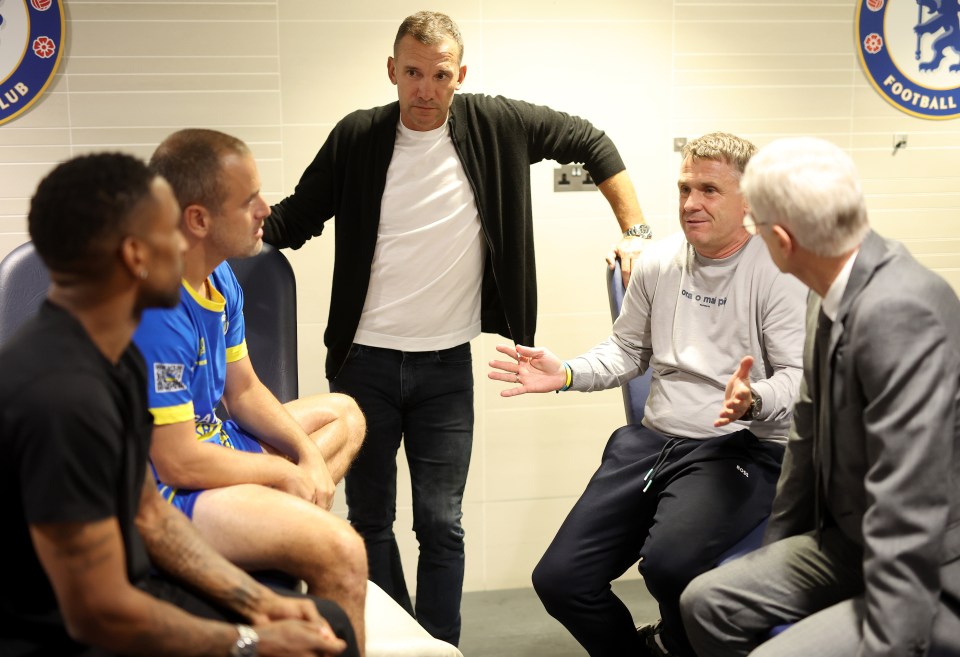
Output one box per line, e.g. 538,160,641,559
745,392,762,420
622,224,653,239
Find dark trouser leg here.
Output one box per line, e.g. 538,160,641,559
135,574,360,657
640,431,783,657
532,425,668,657
331,346,413,615
402,342,474,646
681,529,864,657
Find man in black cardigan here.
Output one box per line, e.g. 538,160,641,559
265,9,650,645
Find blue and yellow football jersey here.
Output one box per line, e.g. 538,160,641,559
133,261,248,446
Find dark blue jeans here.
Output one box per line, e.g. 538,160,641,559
329,342,474,646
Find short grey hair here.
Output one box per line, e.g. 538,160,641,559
740,137,869,257
394,11,464,64
681,132,757,176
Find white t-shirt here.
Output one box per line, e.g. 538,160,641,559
353,118,484,351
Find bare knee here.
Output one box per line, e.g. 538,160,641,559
321,517,368,586
328,392,366,455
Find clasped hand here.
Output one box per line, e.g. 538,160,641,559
249,590,346,656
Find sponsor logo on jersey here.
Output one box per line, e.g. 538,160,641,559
154,362,187,393
856,0,960,119
0,0,65,126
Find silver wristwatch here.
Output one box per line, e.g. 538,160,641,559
745,393,763,421
230,624,259,657
622,224,653,239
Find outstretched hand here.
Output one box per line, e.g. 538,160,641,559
488,344,566,397
714,355,754,427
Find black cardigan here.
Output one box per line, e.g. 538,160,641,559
265,93,627,379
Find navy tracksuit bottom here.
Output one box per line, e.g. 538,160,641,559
533,425,784,657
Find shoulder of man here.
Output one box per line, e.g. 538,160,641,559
335,101,401,136
629,232,687,296
0,311,105,408
856,233,960,324
452,92,545,123
644,231,688,269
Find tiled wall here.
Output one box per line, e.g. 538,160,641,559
2,0,958,593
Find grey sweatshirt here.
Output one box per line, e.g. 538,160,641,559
568,232,806,443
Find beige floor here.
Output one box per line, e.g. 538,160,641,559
457,579,657,657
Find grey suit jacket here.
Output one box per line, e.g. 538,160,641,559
765,231,960,657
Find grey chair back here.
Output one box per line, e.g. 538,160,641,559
606,259,652,424
226,244,299,402
0,242,50,346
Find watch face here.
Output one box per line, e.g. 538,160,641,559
233,638,257,657
231,626,259,657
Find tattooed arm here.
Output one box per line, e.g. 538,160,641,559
27,473,346,657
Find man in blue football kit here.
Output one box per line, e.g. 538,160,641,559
134,129,369,652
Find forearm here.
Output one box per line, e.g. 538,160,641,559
567,335,648,392
748,365,802,423
80,586,239,657
138,486,268,620
265,194,321,250
266,139,335,249
32,516,241,657
597,171,646,232
152,432,300,491
226,380,319,464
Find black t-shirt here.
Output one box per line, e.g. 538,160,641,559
0,302,153,656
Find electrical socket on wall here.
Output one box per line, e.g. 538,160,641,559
554,164,597,192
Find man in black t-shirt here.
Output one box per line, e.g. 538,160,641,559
0,153,358,657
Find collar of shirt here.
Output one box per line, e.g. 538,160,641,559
820,248,860,322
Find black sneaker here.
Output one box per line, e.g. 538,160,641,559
636,619,675,657
636,618,663,642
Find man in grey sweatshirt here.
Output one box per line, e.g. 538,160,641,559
489,132,806,657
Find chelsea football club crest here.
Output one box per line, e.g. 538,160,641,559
0,0,65,126
857,0,960,119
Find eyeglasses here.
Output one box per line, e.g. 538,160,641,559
742,214,769,236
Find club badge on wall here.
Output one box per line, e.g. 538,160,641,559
856,0,960,119
0,0,65,127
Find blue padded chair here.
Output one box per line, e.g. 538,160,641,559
606,259,653,424
225,244,299,403
0,242,49,345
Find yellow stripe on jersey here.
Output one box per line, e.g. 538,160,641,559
181,277,226,312
226,339,248,364
149,401,195,426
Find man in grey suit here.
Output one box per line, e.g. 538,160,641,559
680,136,960,657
